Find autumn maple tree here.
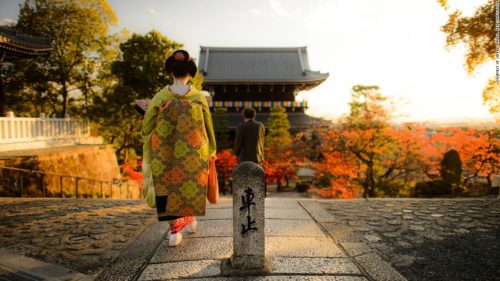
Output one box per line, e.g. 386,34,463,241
314,126,359,198
438,0,499,116
312,83,498,199
215,149,238,192
121,159,143,188
429,128,500,188
329,85,398,197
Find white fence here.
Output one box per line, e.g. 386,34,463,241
0,112,101,152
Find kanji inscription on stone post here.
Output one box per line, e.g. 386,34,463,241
240,187,258,235
228,161,271,274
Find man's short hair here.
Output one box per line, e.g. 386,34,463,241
242,107,256,119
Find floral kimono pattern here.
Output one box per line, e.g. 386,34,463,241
142,86,216,220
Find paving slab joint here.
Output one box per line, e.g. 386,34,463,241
299,200,407,281
355,252,407,281
221,256,272,276
0,248,92,281
132,224,171,280
97,221,171,281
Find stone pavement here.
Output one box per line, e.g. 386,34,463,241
0,198,157,278
132,198,405,281
319,198,500,281
0,197,406,281
2,197,498,280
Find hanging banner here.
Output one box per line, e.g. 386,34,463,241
209,101,306,108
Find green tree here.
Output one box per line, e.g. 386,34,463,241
339,85,395,198
3,57,51,116
110,30,181,98
265,106,291,147
438,0,498,115
265,106,293,191
91,30,203,162
9,0,118,117
72,31,126,118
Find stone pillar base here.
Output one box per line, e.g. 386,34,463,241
221,256,272,276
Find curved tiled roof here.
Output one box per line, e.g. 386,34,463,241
199,46,328,85
0,26,52,57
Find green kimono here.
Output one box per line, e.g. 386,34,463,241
142,86,216,219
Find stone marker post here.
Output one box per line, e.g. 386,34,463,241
224,161,271,274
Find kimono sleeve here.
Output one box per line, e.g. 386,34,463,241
201,99,217,157
141,92,167,163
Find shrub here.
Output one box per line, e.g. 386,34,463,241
376,179,412,197
413,180,452,197
314,175,331,187
296,179,311,193
440,149,462,190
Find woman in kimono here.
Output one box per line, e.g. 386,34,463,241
142,50,216,246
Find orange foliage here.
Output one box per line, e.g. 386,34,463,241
262,146,298,185
314,150,360,198
430,128,499,183
314,124,498,198
264,130,319,186
215,149,237,181
121,159,143,189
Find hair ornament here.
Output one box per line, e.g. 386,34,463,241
174,52,186,61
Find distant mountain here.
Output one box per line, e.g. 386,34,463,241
405,117,498,129
318,116,498,129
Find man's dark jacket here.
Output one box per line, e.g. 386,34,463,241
234,119,265,163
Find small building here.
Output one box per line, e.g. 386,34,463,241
198,46,329,132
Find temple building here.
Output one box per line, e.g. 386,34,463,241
0,26,52,116
198,46,329,132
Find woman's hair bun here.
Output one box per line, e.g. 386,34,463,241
165,50,198,78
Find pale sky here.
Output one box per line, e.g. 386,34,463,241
1,0,496,122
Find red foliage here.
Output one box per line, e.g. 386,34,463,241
315,124,499,198
429,128,499,184
314,146,360,198
121,159,143,189
263,146,299,185
215,150,237,181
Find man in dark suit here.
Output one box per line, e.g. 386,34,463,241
234,107,265,164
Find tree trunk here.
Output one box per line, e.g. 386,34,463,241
124,142,129,164
367,163,376,198
277,178,282,192
61,81,68,117
362,182,369,198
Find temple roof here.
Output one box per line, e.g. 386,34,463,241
0,26,52,58
199,46,329,85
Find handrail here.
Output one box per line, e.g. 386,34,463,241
0,114,91,143
0,166,122,184
0,166,139,199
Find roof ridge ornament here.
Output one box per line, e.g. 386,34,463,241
297,48,306,75
203,47,209,74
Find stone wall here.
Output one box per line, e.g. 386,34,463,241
0,145,142,199
36,145,120,180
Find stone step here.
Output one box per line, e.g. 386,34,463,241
0,249,92,281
